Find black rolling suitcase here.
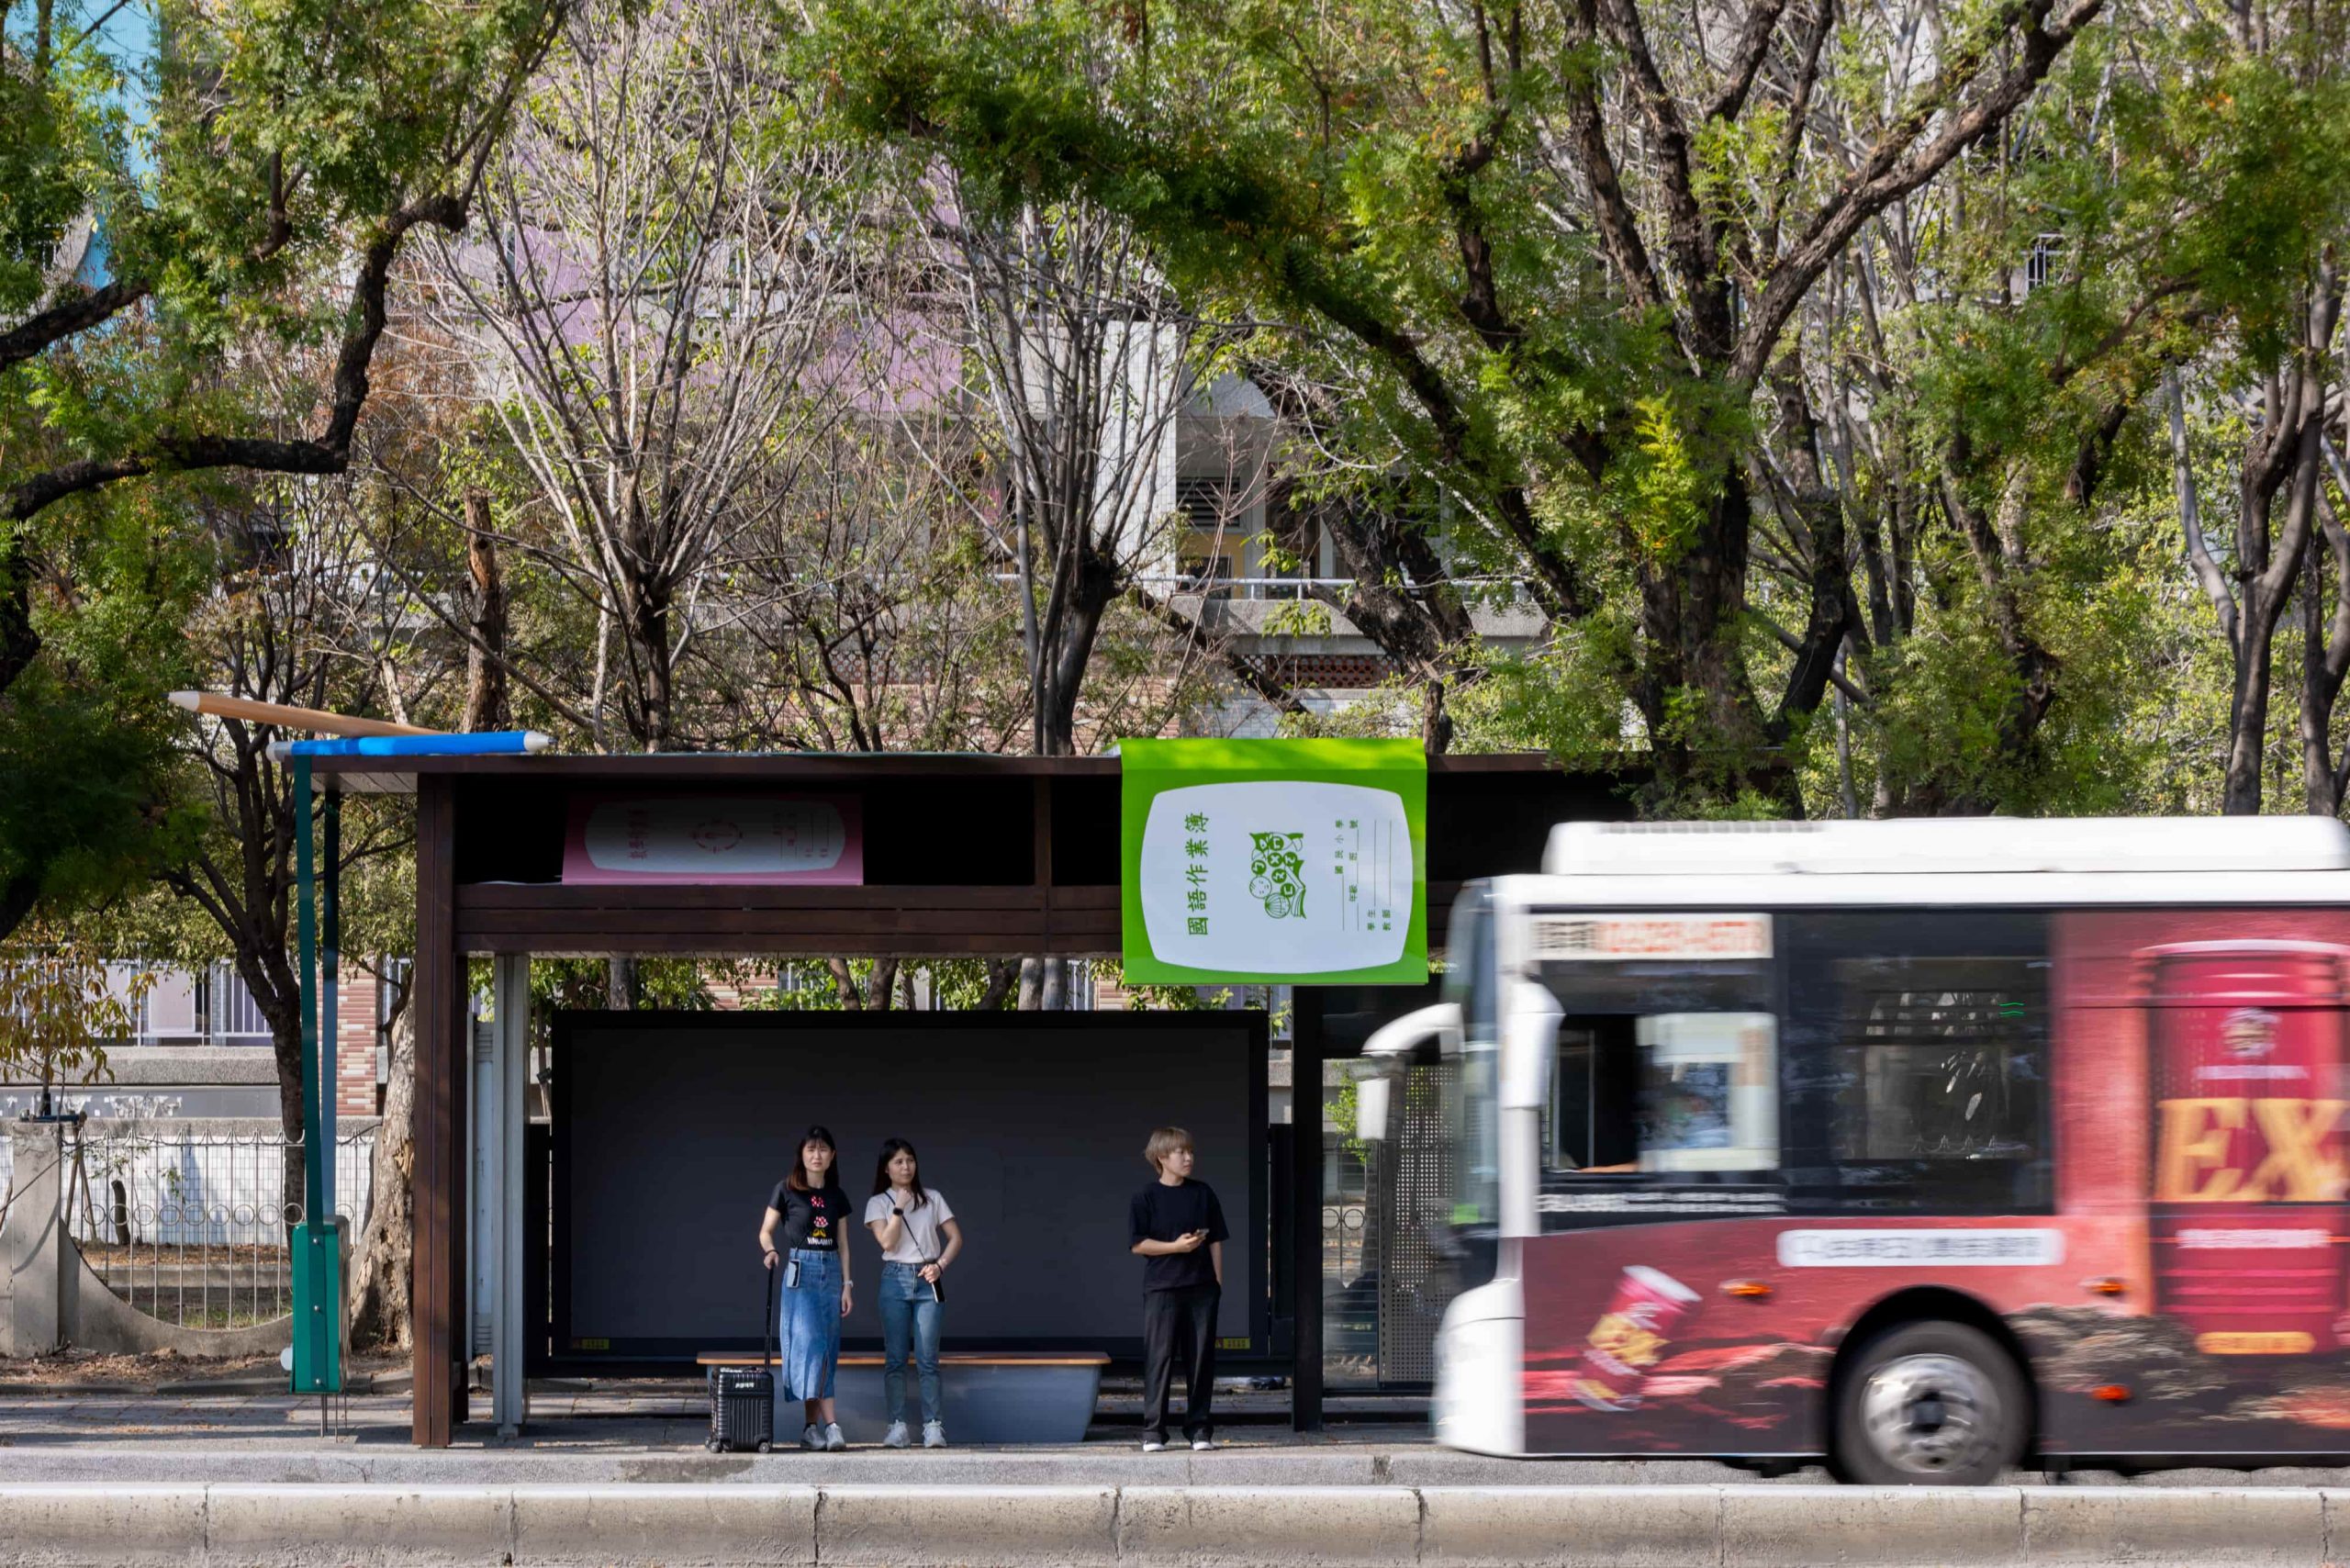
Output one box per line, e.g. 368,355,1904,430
707,1267,777,1453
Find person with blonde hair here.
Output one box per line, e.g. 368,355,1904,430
1127,1126,1228,1452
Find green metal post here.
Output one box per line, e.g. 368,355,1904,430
322,789,340,1197
289,756,341,1396
295,756,322,1218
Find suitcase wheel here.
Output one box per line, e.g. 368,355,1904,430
706,1439,722,1452
756,1439,772,1453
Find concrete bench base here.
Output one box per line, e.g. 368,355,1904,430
699,1353,1105,1446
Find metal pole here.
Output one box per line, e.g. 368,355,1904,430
491,956,530,1435
322,789,340,1215
1291,986,1325,1433
296,756,323,1228
291,755,334,1397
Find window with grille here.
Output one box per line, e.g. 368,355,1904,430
2024,233,2063,293
1175,478,1244,588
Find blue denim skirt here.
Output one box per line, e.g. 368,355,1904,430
776,1248,842,1405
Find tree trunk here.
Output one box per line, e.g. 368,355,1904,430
462,490,509,733
2303,489,2350,816
1033,553,1120,757
624,572,675,755
1937,454,2059,806
2222,607,2281,815
1016,956,1069,1010
825,957,898,1010
1628,472,1780,801
249,958,310,1230
348,996,416,1350
975,958,1020,1010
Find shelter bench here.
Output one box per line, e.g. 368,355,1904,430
695,1350,1108,1445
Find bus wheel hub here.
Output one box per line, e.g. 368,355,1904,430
1861,1353,1993,1473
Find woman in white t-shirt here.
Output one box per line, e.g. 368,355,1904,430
866,1137,963,1448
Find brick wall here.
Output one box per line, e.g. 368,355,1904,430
334,959,381,1115
705,973,780,1011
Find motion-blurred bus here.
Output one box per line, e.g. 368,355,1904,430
1356,817,2350,1483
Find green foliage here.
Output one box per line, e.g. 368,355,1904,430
0,926,145,1080
0,485,207,926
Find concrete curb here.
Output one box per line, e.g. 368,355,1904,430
0,1370,411,1398
0,1482,2342,1566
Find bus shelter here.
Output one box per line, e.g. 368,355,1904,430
312,751,1628,1447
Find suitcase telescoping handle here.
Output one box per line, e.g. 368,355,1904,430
764,1256,778,1370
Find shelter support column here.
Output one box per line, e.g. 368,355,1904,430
1291,986,1323,1432
485,957,531,1434
413,775,469,1445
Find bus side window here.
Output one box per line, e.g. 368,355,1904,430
1637,1013,1780,1173
1550,1018,1639,1170
1788,911,2053,1212
1550,1012,1780,1175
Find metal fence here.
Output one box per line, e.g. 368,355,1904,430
62,1122,375,1330
96,961,284,1047
1376,1061,1459,1385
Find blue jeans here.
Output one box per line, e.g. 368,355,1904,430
878,1260,943,1424
776,1248,842,1427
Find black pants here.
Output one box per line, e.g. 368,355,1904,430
1142,1282,1220,1442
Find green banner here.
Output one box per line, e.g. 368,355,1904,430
1119,737,1427,985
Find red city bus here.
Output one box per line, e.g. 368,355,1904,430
1370,816,2350,1483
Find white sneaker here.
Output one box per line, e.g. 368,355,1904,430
1192,1437,1215,1451
923,1420,946,1449
882,1420,911,1449
800,1423,823,1450
823,1423,847,1451
1141,1439,1168,1453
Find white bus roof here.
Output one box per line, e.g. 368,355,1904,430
1543,816,2350,878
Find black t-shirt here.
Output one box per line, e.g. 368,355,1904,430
769,1181,851,1251
1129,1178,1228,1293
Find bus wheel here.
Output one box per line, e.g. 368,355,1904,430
1833,1320,2027,1486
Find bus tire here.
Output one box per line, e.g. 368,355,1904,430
1832,1319,2028,1486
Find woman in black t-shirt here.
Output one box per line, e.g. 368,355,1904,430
759,1124,855,1450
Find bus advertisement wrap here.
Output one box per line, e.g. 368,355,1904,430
1504,905,2350,1461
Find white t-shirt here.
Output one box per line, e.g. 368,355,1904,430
865,1189,955,1264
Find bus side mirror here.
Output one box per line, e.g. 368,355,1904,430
1357,1074,1394,1143
1355,1002,1461,1143
1500,981,1561,1111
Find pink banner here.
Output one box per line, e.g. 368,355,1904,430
560,795,864,885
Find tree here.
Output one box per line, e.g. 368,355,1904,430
0,0,563,936
938,192,1204,756
151,476,442,1211
0,926,144,1083
417,0,858,756
819,0,2110,801
2159,11,2350,814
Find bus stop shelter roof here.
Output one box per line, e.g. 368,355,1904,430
317,750,1636,958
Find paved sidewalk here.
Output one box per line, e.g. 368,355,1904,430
10,1384,2350,1492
